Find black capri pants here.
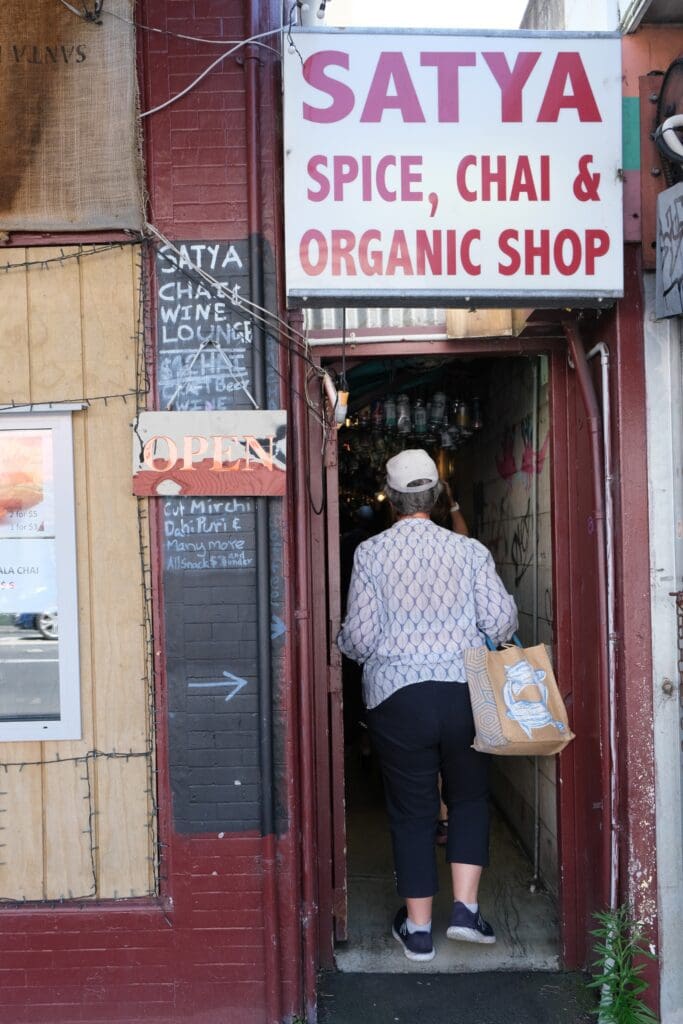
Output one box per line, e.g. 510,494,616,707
366,680,490,899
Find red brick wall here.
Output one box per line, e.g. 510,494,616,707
142,1,250,239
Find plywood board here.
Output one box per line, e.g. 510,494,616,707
447,308,514,339
446,308,535,339
95,756,153,897
25,247,83,405
81,246,153,896
0,245,153,901
29,249,94,897
0,249,45,898
0,248,30,405
0,763,43,900
43,757,95,899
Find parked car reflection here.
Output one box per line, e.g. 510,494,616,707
14,610,58,640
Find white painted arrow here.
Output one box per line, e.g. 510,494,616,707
271,615,286,640
188,670,248,701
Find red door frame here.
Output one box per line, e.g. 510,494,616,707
304,333,607,969
548,341,610,966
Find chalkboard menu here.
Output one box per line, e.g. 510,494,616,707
157,240,253,412
155,240,282,834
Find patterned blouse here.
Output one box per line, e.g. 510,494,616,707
337,517,518,709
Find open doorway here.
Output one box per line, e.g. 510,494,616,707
322,348,561,972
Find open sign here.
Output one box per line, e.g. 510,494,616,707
132,412,287,497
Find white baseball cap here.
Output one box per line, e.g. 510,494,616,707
385,449,439,493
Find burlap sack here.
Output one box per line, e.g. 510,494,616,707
463,642,575,756
0,0,143,230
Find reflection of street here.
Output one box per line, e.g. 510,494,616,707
0,625,59,721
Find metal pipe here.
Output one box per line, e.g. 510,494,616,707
244,3,281,1020
586,341,618,911
531,358,541,891
290,310,320,1023
563,321,613,909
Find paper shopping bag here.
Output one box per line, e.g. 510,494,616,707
463,641,575,756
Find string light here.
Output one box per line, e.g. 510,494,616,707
0,232,331,895
0,238,143,276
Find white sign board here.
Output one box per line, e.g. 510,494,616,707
132,411,287,497
284,30,623,307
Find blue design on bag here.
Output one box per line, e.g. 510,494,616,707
501,659,566,738
483,632,565,739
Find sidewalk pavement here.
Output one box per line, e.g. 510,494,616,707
317,971,596,1024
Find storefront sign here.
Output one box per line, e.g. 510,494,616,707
284,30,623,306
132,411,287,497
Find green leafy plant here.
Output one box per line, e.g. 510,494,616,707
588,905,659,1024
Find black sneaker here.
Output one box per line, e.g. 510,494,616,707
446,901,496,944
391,906,435,962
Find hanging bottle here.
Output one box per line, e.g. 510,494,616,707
384,394,397,431
456,400,471,435
430,391,447,429
447,399,461,448
396,393,411,435
413,398,427,436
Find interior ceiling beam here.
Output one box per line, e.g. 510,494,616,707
314,336,560,362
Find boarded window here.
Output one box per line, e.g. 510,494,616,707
0,245,154,901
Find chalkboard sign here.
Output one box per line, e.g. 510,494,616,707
156,240,253,412
155,241,268,834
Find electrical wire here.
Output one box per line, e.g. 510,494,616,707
286,2,304,64
57,0,86,15
0,236,326,426
147,225,312,359
57,0,103,20
0,235,325,426
149,241,326,425
99,5,281,54
138,28,283,119
58,0,281,56
146,225,321,377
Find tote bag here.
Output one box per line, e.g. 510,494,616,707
463,636,575,756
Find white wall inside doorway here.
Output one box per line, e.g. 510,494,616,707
644,274,683,1024
458,357,558,894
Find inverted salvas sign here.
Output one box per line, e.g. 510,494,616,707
283,30,623,307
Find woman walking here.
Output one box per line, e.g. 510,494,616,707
338,449,518,961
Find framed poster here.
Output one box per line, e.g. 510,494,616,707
0,413,80,741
